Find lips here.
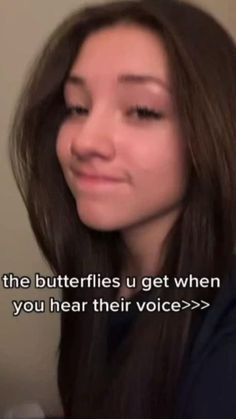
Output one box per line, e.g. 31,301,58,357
70,167,123,182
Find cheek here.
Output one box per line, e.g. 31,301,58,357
56,125,70,168
155,140,188,184
126,128,189,210
129,129,188,184
55,127,76,194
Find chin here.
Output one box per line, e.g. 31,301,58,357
76,207,118,231
79,216,120,231
75,200,127,231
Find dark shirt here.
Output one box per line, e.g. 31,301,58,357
107,258,236,418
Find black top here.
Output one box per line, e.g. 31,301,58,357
106,258,236,418
107,288,146,359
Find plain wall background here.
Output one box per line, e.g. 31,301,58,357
1,0,235,416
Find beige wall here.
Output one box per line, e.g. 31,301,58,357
1,0,235,416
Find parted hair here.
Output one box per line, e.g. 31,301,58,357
8,0,236,418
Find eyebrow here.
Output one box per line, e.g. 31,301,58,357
65,73,172,94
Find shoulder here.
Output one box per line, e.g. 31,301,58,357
183,334,236,418
176,255,236,418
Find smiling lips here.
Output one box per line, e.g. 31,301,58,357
70,167,125,189
71,167,124,182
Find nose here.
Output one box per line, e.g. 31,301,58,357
70,107,116,160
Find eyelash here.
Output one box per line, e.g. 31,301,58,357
64,105,163,121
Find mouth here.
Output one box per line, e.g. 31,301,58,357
70,169,124,190
78,173,120,183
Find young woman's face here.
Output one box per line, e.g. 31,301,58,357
56,24,189,232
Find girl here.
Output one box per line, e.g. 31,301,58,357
8,0,236,418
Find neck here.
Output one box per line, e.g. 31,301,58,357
121,204,183,278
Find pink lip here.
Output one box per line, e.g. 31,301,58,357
71,168,123,181
78,174,119,183
71,169,124,189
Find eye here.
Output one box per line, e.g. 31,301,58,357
64,105,88,117
127,105,163,121
63,104,163,121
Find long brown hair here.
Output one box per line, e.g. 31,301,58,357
8,1,236,418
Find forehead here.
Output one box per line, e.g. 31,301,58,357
68,24,170,91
